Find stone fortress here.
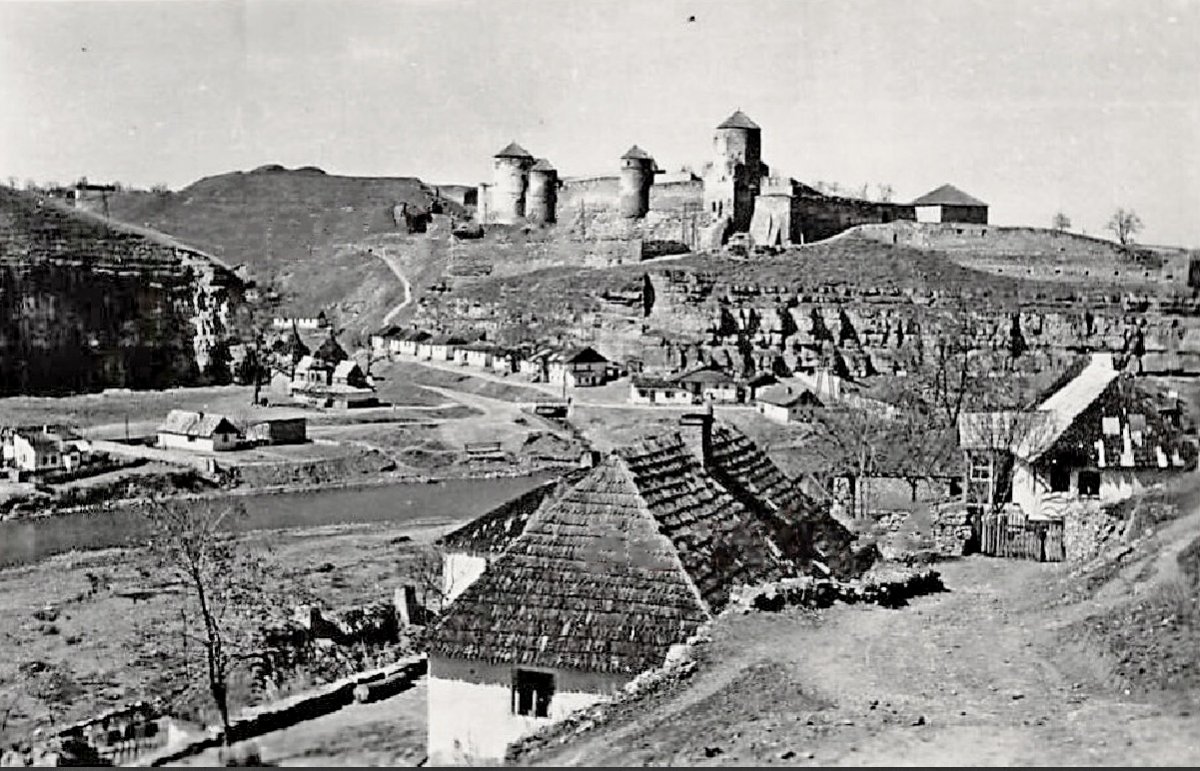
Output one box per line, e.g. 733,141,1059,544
472,111,986,249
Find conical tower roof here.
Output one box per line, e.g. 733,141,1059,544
621,145,654,161
717,110,760,130
494,141,534,159
529,158,556,172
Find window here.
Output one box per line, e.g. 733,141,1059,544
513,669,554,718
1078,470,1101,497
1049,465,1071,493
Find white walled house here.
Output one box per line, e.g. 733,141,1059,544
755,384,823,424
156,410,241,453
959,353,1196,522
547,346,611,388
427,419,853,765
628,376,693,405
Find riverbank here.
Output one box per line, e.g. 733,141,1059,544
0,475,548,744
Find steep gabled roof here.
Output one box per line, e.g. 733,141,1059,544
705,424,856,574
494,142,534,159
430,433,785,674
717,110,760,130
157,410,239,438
438,472,587,556
564,346,609,364
1021,353,1120,460
911,184,987,207
529,158,557,172
314,335,348,365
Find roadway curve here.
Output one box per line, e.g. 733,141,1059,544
373,247,413,325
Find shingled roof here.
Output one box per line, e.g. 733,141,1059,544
704,424,858,576
438,472,586,557
429,432,786,674
911,183,987,207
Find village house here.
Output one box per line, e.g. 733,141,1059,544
755,382,823,424
390,329,432,359
156,411,241,453
457,342,496,369
491,347,518,375
674,364,741,402
911,183,989,225
547,346,612,388
427,334,468,363
427,414,862,764
628,375,694,405
290,345,378,409
958,353,1196,523
1,425,89,475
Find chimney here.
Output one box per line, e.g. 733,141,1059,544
679,402,715,468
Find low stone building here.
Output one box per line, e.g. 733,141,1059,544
911,183,989,225
246,417,307,446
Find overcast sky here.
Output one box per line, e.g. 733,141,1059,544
2,0,1197,245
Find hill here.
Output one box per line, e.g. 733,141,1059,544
105,167,465,330
0,187,241,393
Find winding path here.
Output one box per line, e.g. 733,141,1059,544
374,247,413,325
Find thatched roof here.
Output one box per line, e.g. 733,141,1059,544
430,432,786,674
157,410,239,438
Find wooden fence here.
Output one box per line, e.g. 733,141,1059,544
980,515,1064,562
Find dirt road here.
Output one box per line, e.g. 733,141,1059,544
528,556,1200,766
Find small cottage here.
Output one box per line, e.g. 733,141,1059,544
756,384,823,424
959,353,1197,521
156,411,241,453
911,183,989,225
459,343,496,370
3,426,88,474
628,375,693,405
427,415,862,764
547,346,611,388
674,365,741,403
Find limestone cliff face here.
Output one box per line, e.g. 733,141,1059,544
0,189,243,395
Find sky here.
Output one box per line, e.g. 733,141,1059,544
1,0,1198,245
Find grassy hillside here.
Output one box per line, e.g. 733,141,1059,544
105,166,465,329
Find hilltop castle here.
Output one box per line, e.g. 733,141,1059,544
473,111,988,248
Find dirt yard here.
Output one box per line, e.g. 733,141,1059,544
520,523,1200,766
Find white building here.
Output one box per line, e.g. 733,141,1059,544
755,383,823,424
958,353,1196,521
427,418,852,765
546,346,612,388
156,411,241,453
2,426,88,473
628,376,693,405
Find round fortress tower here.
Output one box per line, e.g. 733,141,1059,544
491,141,535,224
619,145,656,219
526,158,558,225
713,110,762,177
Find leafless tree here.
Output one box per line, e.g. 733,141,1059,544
1052,211,1071,232
145,500,276,748
1107,207,1143,245
875,183,895,203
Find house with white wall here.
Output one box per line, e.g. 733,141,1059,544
628,375,693,405
958,353,1196,521
755,383,823,424
427,416,860,765
156,411,241,453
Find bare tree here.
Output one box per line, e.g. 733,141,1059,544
146,500,274,748
1052,212,1071,232
1107,208,1143,245
876,183,895,203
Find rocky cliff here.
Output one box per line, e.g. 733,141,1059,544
0,188,243,395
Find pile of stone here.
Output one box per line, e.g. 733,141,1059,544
931,504,974,556
730,567,944,614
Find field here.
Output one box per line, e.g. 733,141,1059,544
0,518,455,745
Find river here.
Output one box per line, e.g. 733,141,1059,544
0,474,554,568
